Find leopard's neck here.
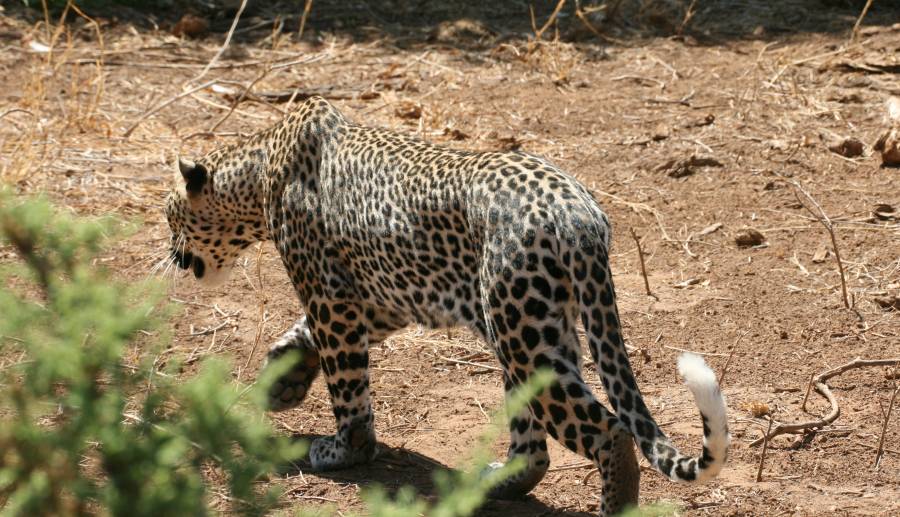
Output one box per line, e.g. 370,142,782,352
200,97,349,243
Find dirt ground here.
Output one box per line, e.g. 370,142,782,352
2,1,900,515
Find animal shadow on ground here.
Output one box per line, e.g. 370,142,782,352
277,434,596,517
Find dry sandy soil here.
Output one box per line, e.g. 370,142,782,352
2,1,900,515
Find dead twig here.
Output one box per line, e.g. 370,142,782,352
790,180,851,309
801,372,815,412
298,0,314,39
209,66,273,133
850,0,875,44
528,0,566,54
573,0,623,44
662,345,729,358
875,376,899,468
239,244,268,381
629,227,656,300
438,356,501,372
750,357,900,447
677,0,700,36
192,0,248,84
188,321,231,337
857,441,900,456
717,331,746,388
216,85,362,103
0,108,36,121
548,461,593,473
123,80,217,138
756,416,775,482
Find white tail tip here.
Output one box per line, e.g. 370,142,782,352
677,352,717,387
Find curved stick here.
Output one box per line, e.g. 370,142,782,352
750,357,900,447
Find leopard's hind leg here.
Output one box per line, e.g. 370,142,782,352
482,375,550,499
481,266,640,516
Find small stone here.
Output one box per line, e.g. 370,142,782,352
735,228,765,248
827,136,865,158
394,101,422,120
811,247,830,263
171,14,209,39
651,122,670,141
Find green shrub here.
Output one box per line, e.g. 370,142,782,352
0,190,303,516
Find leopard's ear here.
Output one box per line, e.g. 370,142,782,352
178,157,208,195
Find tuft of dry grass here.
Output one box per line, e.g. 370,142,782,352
1,2,109,185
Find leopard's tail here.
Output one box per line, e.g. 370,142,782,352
573,250,729,483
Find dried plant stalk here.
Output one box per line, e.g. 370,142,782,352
790,180,850,309
751,358,900,446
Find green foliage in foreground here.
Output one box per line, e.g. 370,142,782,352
0,191,303,516
0,190,675,517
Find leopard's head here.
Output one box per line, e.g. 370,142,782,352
164,151,266,287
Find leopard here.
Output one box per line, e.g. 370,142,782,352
163,96,729,516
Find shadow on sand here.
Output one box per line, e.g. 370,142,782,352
278,433,597,517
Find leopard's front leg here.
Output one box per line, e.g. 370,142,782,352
264,315,321,411
305,298,377,471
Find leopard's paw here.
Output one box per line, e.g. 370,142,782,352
308,423,376,471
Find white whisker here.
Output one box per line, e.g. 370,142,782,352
148,254,169,277
161,256,177,280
